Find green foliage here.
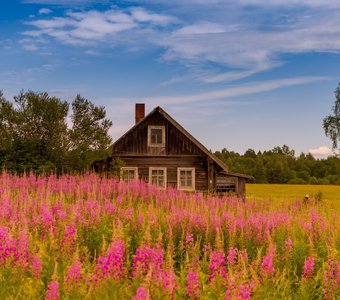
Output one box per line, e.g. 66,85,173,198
323,83,340,149
0,90,113,175
215,144,340,185
68,94,113,172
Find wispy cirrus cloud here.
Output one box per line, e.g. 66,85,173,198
20,1,340,84
159,12,340,82
22,0,107,5
22,7,176,45
140,76,330,106
132,0,340,8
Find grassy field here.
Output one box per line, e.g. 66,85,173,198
0,173,339,299
247,184,340,201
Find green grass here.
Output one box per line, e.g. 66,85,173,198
247,184,340,201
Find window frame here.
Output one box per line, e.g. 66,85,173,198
121,167,138,182
149,167,167,189
147,125,165,147
177,167,195,191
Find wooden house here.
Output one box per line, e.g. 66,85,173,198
108,104,251,196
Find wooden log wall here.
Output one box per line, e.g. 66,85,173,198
120,155,208,191
113,113,203,156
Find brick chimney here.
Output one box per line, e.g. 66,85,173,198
135,103,145,124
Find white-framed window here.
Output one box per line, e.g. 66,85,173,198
177,168,195,191
149,167,167,188
121,167,138,181
148,126,165,147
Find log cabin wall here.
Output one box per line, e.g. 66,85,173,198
119,155,208,191
113,112,203,156
237,177,246,197
111,107,250,195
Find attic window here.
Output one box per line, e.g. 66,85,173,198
148,126,165,147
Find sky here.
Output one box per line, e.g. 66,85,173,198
1,0,340,158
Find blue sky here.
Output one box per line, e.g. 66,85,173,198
1,0,340,157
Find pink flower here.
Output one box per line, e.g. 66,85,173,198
261,246,276,276
45,281,59,300
186,233,194,244
323,259,340,299
284,238,293,253
238,281,255,300
96,240,124,279
227,247,237,265
132,246,164,277
59,225,76,258
31,256,42,279
153,269,177,297
186,270,201,298
209,249,227,281
302,256,315,279
261,253,275,276
132,287,149,300
66,261,82,284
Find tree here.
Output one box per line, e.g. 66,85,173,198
0,91,69,173
0,91,15,153
68,94,113,171
0,90,113,174
323,84,340,149
244,148,256,159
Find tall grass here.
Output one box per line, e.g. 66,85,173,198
0,172,339,299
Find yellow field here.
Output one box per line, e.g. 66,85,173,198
247,183,340,201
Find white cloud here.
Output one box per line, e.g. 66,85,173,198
129,7,176,26
38,8,52,15
159,13,340,80
22,7,175,46
141,76,329,106
132,0,340,8
22,43,40,51
21,1,340,84
309,146,333,158
233,0,340,8
175,22,229,35
23,0,103,5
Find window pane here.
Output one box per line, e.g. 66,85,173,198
150,128,163,145
151,169,165,187
122,169,136,181
179,169,193,189
151,134,157,144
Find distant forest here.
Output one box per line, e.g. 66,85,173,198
1,90,339,185
215,145,340,185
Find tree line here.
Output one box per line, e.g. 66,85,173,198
0,90,112,174
1,87,339,183
215,145,340,185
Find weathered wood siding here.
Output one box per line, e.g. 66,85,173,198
237,177,246,197
111,108,248,195
119,155,208,191
113,112,203,156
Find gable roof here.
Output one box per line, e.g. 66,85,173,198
113,106,252,179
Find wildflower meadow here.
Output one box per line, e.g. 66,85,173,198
0,172,339,299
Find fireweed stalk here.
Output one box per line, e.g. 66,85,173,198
0,172,338,299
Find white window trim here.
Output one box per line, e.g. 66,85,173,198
121,167,138,181
149,167,167,189
177,167,195,191
147,125,165,147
